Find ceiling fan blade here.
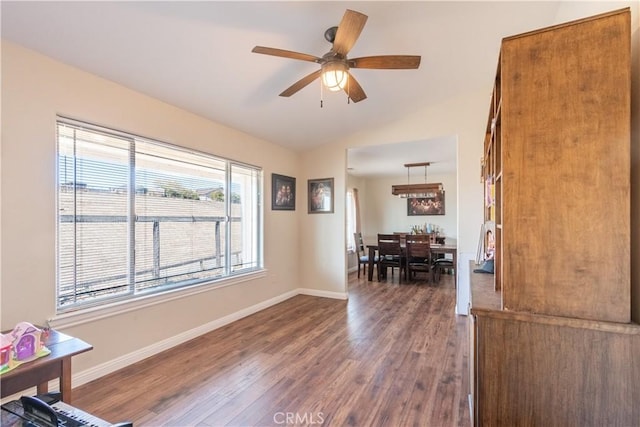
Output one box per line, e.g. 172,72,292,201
350,55,421,69
332,9,368,56
344,72,367,103
252,46,320,63
279,69,322,97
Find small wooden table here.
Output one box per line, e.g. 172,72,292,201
367,243,458,282
0,328,92,403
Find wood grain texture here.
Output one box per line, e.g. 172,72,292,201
473,311,640,426
469,261,501,311
472,10,636,426
72,273,470,426
500,8,631,322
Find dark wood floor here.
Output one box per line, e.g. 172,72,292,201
73,270,470,426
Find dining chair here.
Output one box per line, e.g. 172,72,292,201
354,232,376,278
393,232,408,246
405,236,431,282
377,233,404,283
406,233,430,243
432,257,454,283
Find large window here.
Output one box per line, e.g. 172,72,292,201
57,119,262,312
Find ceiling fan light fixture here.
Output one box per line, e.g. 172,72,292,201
251,9,420,103
321,61,348,92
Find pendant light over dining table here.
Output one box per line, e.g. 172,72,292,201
391,162,444,198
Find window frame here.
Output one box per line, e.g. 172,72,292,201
346,189,356,253
55,117,264,315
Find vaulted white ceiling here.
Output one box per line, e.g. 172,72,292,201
4,1,628,176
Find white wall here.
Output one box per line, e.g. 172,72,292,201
298,145,349,294
347,169,457,276
360,172,457,246
0,41,302,376
301,91,486,315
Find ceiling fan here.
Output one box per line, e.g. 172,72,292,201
251,9,421,103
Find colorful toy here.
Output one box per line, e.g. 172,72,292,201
0,322,51,375
0,334,12,370
11,322,43,360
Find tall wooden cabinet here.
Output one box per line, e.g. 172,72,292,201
471,8,640,426
483,7,631,323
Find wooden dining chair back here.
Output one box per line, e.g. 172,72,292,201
354,232,376,278
393,232,408,246
406,233,430,243
377,233,404,283
405,238,431,282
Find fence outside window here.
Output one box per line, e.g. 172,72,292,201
56,119,262,312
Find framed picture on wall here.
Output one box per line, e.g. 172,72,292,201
407,191,445,216
272,173,296,211
308,178,334,214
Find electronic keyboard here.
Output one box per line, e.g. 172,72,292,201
1,395,130,427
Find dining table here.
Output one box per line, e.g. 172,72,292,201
366,242,457,283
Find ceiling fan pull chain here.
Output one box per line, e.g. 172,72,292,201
320,79,324,108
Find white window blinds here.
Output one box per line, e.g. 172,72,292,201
57,119,262,312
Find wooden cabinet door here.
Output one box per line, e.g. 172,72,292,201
500,9,630,323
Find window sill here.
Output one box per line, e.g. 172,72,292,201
48,269,267,329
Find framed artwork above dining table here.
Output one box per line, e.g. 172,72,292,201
407,191,445,216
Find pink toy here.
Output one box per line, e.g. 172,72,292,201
0,322,50,375
0,334,11,370
10,322,43,361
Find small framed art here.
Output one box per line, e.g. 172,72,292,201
308,178,334,214
272,173,296,211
